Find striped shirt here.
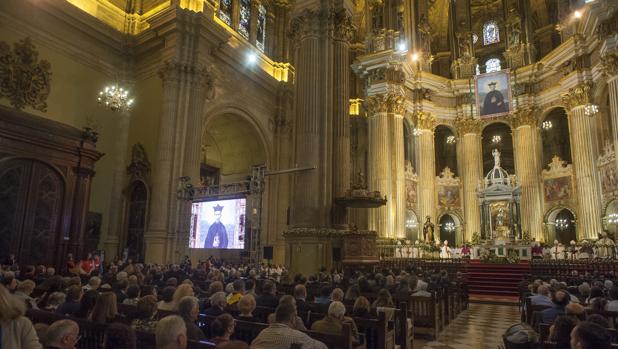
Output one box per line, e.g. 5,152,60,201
250,323,326,349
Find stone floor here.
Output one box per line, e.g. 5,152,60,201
414,303,521,349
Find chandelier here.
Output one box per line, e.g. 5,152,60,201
444,222,455,232
584,103,599,117
608,213,618,224
413,128,422,136
492,135,502,144
555,218,570,230
97,85,134,112
405,217,418,228
542,120,552,130
446,135,456,144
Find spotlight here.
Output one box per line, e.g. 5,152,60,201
573,10,582,19
397,41,407,52
247,51,258,64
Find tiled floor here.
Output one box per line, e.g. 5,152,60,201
414,303,521,349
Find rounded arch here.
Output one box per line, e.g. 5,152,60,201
437,210,463,246
544,206,577,244
123,179,149,262
202,105,271,183
540,106,572,167
481,121,514,174
434,124,458,176
0,156,67,184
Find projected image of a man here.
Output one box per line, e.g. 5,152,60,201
204,204,228,248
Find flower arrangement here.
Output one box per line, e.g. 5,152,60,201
471,232,481,245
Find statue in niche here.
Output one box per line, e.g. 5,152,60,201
509,25,521,47
496,208,505,227
492,149,501,168
458,35,472,58
423,216,435,243
418,15,432,55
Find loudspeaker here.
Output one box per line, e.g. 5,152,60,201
263,246,273,260
332,247,342,262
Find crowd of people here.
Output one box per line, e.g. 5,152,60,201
0,252,614,349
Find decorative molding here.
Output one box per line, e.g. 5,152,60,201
454,116,482,135
127,143,151,181
596,11,618,40
560,83,592,111
601,51,618,78
542,155,573,178
411,111,436,131
598,140,616,167
330,8,354,42
510,106,538,128
365,92,405,115
288,9,321,43
0,37,51,112
436,167,460,186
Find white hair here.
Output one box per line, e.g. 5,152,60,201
328,301,346,318
210,291,227,308
47,319,78,346
156,315,186,349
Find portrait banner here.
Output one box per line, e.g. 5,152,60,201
475,70,512,118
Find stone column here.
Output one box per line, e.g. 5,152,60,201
144,62,181,264
104,110,131,259
414,111,437,237
288,9,324,227
366,94,395,238
602,52,618,171
392,113,406,239
331,12,352,228
455,117,482,242
562,84,604,240
511,108,544,241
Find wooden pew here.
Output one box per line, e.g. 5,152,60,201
405,295,441,340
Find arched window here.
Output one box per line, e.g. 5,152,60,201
238,0,251,39
485,58,501,73
483,20,500,45
218,0,232,26
256,4,267,52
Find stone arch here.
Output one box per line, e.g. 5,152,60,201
481,121,514,174
544,206,577,244
437,210,463,246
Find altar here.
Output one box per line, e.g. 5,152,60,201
477,149,522,242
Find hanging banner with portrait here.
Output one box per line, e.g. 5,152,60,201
475,70,513,118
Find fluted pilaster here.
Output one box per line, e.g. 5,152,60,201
414,111,437,234
455,117,482,242
511,108,544,241
602,52,618,172
332,10,353,228
562,84,603,240
393,114,406,238
289,9,324,227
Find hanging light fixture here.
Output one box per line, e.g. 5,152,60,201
413,128,422,136
584,103,599,117
542,120,553,130
444,222,456,232
446,135,456,144
491,135,502,144
608,213,618,224
556,218,570,230
97,3,135,113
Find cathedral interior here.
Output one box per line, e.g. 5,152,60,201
1,0,618,276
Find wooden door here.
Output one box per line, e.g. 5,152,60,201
126,181,147,262
0,159,64,266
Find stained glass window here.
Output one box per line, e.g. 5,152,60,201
218,0,232,26
256,4,266,51
239,0,251,39
483,20,500,45
486,58,501,73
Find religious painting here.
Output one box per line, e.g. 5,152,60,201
475,70,512,118
405,178,417,207
600,162,618,199
489,201,511,239
543,176,572,202
200,163,220,187
438,185,460,207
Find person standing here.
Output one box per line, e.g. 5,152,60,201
204,205,228,248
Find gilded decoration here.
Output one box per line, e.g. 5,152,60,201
541,156,574,204
561,83,592,111
597,12,618,40
454,116,482,135
330,8,354,42
412,111,436,130
601,52,618,78
510,106,538,128
436,167,461,208
598,141,618,201
405,161,418,208
365,92,405,115
0,37,51,112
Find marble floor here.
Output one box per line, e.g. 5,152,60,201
414,303,521,349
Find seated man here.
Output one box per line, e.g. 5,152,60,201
311,301,359,343
541,290,569,324
177,296,205,341
156,315,187,349
256,280,279,308
46,319,80,349
530,285,553,306
293,284,308,312
204,291,227,317
251,303,327,349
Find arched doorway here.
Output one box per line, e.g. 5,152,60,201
125,181,148,262
405,209,418,241
604,199,618,236
545,207,576,244
438,213,461,246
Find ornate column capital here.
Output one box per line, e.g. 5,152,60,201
365,92,405,116
288,9,321,42
412,111,436,131
601,52,618,80
454,116,482,135
330,8,354,42
510,106,539,128
561,83,592,111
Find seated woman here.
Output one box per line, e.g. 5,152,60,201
43,292,66,312
157,286,176,311
236,294,260,322
267,295,306,330
131,295,158,333
75,290,99,319
351,296,376,319
122,285,141,306
210,313,235,348
89,292,119,324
